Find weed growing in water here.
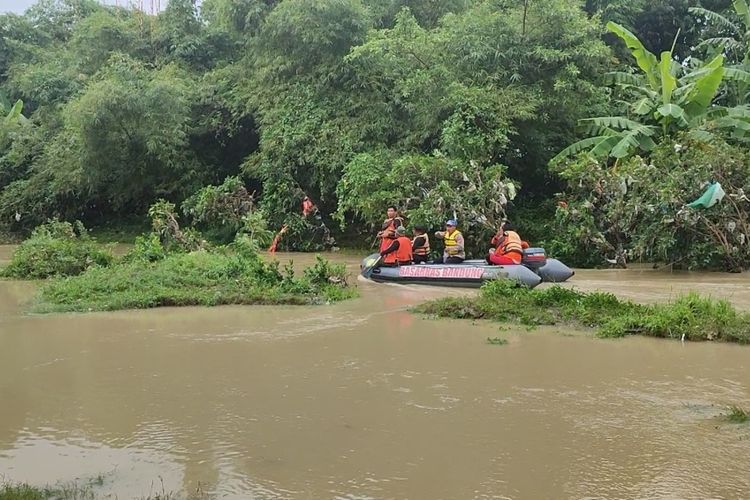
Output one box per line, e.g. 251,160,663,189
0,479,209,500
36,251,357,313
725,406,749,423
486,337,508,345
1,220,113,279
414,280,750,343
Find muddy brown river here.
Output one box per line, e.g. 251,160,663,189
1,247,749,499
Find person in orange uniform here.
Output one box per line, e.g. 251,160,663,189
411,225,430,264
487,222,529,265
377,206,404,252
379,226,413,266
302,196,316,217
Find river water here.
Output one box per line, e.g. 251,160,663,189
1,247,749,499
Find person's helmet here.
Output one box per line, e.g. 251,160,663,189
446,219,457,227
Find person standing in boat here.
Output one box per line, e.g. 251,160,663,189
411,225,430,264
434,220,465,264
377,206,404,253
487,222,528,265
379,226,413,266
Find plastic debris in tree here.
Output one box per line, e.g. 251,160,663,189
687,182,725,209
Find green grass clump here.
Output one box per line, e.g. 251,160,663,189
725,406,749,423
0,479,206,500
36,251,356,313
1,220,113,279
486,337,508,345
415,280,750,343
0,482,94,500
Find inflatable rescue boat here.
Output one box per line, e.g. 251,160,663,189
360,248,573,288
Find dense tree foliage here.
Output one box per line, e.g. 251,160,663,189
1,0,749,269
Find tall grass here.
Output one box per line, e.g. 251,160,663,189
415,280,750,343
36,252,356,313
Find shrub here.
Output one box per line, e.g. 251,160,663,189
36,251,355,313
1,220,113,279
415,281,750,343
182,176,255,243
553,137,750,270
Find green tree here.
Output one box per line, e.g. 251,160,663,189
554,21,750,161
64,56,203,211
336,151,517,251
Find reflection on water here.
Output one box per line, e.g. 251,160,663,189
0,251,749,498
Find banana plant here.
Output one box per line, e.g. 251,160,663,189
690,0,750,105
0,99,28,149
553,22,750,161
690,0,750,62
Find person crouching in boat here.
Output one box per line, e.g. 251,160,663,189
434,220,465,264
411,225,430,264
380,226,413,266
487,222,528,265
377,205,404,252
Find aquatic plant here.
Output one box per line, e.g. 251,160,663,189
1,220,113,279
725,405,749,423
415,280,750,343
486,337,508,346
0,479,208,500
36,251,356,313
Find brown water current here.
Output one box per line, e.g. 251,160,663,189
1,250,749,498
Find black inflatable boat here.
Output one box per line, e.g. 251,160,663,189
360,247,574,288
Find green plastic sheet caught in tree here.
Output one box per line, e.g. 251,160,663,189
687,182,725,209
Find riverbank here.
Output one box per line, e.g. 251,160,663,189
415,280,750,343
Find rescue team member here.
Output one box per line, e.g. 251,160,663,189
377,206,404,252
488,222,528,265
302,196,316,217
411,225,430,264
434,220,465,264
379,226,413,266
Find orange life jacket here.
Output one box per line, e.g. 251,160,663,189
395,236,413,263
379,218,400,252
302,199,315,217
383,236,413,265
496,230,524,256
413,233,430,256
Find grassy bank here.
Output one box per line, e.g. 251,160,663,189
0,482,92,500
414,281,750,343
36,251,355,313
0,481,205,500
